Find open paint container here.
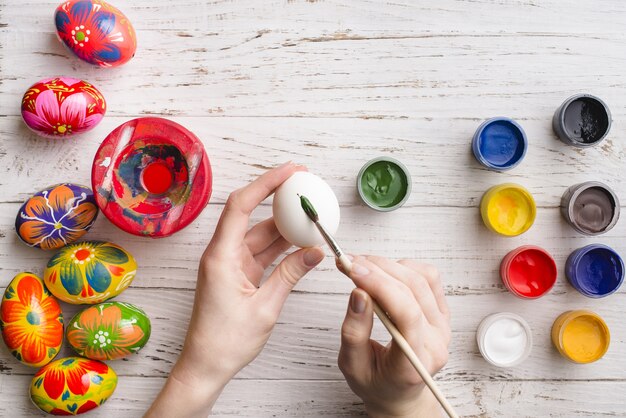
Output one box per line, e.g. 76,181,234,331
500,246,557,299
553,94,611,147
91,117,212,237
472,117,527,171
476,312,532,368
357,157,411,212
565,244,624,298
552,310,610,363
480,183,536,236
561,181,620,235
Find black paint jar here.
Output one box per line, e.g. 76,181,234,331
553,94,611,147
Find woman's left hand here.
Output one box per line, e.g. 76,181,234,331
146,162,325,418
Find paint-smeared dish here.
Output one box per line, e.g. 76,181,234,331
553,94,611,147
500,246,557,299
357,157,411,211
565,244,624,298
552,310,610,363
472,117,527,171
561,181,619,235
91,117,212,237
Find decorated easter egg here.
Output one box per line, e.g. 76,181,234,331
67,301,151,360
0,273,63,368
30,357,117,415
272,172,340,248
55,0,137,67
21,77,106,137
44,241,137,304
16,183,99,251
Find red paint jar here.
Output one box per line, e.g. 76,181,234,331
500,246,557,299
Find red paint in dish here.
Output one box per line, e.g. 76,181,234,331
142,162,174,195
500,246,557,299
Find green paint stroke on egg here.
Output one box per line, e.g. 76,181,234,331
66,301,151,361
360,160,409,208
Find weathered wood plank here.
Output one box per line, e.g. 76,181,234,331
0,290,624,381
0,116,624,208
2,374,625,417
2,201,626,295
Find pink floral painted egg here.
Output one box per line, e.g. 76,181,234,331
21,77,106,138
55,0,137,67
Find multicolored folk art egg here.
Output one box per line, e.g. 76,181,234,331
0,273,63,368
16,184,99,251
44,241,137,304
30,357,117,415
67,301,151,360
21,77,106,137
55,0,137,67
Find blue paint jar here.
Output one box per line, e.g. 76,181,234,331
565,244,624,298
472,117,528,171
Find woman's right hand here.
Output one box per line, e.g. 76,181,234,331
337,256,451,417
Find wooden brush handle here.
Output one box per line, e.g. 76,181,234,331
338,255,459,418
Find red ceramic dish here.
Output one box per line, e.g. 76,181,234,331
500,245,557,299
91,117,212,237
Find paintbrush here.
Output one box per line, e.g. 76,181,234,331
299,194,459,418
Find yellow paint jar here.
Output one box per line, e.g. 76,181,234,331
551,310,610,363
480,183,536,236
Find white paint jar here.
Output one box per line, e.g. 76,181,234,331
476,312,532,368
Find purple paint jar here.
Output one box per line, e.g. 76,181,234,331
565,244,624,298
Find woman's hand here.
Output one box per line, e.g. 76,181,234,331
146,162,325,418
338,256,451,418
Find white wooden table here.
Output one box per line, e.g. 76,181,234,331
1,1,625,416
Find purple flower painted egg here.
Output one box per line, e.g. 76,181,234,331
21,77,106,138
55,0,137,67
16,184,99,250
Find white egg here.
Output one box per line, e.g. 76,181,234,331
272,172,340,248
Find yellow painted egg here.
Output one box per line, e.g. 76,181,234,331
30,357,117,415
0,273,63,367
44,241,137,304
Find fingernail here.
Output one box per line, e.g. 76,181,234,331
304,248,324,267
351,262,370,277
346,254,355,261
350,290,366,314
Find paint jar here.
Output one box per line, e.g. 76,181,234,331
551,310,610,363
500,246,557,299
565,244,624,298
357,157,411,212
480,183,536,236
553,94,611,147
561,181,620,235
476,312,532,368
472,117,528,171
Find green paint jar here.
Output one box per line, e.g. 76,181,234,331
357,157,411,211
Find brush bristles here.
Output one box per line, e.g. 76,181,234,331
299,194,319,222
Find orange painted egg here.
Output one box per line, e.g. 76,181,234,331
44,241,137,304
55,0,137,67
0,273,63,367
21,77,106,138
30,357,117,415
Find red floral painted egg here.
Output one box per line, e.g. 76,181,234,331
55,0,137,67
21,77,106,138
0,273,63,368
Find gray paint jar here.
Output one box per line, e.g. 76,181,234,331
561,181,620,235
552,94,611,147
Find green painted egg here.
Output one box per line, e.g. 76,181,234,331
66,301,151,360
44,241,137,304
30,357,117,415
